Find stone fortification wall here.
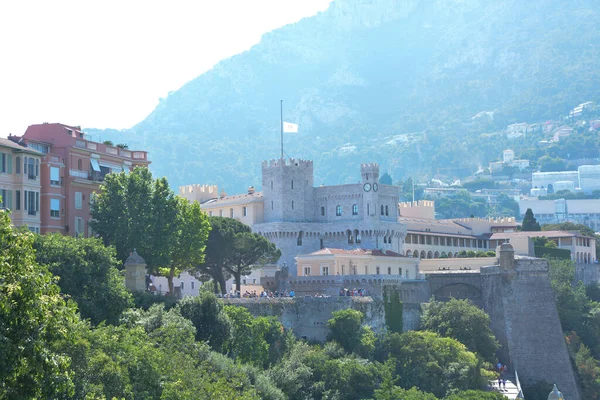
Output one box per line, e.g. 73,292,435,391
481,257,581,399
222,296,383,342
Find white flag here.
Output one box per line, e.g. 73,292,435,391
283,121,299,133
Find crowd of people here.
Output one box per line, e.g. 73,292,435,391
339,287,368,297
217,290,296,298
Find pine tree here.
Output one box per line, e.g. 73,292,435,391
521,208,541,231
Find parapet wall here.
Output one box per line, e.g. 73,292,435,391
222,296,384,341
178,184,218,203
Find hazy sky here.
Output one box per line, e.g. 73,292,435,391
0,0,331,136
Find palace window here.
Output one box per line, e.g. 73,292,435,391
388,267,391,275
321,206,325,216
376,266,380,274
291,200,294,210
304,267,311,276
15,157,20,174
297,231,303,246
352,204,358,215
385,205,389,216
243,206,247,217
381,205,384,215
75,192,82,209
336,205,342,216
321,266,329,276
230,208,234,218
291,180,294,189
78,159,82,170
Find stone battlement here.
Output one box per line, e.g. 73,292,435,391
262,158,314,168
453,216,516,224
360,162,379,169
178,184,218,195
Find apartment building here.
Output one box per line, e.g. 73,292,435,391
14,123,150,236
0,138,42,232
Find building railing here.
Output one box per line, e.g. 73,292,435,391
72,138,147,161
70,169,88,179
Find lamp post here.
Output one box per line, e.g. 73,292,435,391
548,384,564,400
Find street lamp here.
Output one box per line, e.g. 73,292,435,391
548,384,564,400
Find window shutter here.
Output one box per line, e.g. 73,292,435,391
7,154,12,174
6,190,12,209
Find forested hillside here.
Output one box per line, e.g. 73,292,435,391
90,0,600,192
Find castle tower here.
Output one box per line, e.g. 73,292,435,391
262,158,314,222
361,163,380,222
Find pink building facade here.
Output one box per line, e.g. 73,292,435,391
0,138,42,232
15,123,150,237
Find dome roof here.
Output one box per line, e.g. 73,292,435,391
125,249,146,265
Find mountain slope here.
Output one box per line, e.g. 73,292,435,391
90,0,600,192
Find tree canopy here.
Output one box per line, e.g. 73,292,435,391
421,298,499,363
33,233,133,325
521,208,541,231
90,167,210,293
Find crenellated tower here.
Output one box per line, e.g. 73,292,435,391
262,158,315,222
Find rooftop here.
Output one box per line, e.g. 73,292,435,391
306,248,405,257
490,230,594,239
0,137,42,155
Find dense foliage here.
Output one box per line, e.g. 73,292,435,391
90,167,211,293
1,210,508,399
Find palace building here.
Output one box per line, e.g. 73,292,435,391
183,158,521,276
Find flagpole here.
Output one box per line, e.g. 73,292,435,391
280,100,284,160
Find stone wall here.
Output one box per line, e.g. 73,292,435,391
481,259,581,400
222,296,384,342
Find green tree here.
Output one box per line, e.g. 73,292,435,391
176,290,231,351
200,216,250,294
327,309,364,353
33,233,133,325
159,198,210,294
421,299,499,363
228,231,281,293
380,331,480,398
0,210,77,398
538,156,566,172
379,172,393,185
223,306,292,368
521,208,541,231
374,360,438,400
445,390,506,400
91,168,210,294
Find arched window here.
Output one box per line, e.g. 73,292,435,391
385,205,389,216
352,204,358,215
78,159,82,170
15,156,20,174
355,229,361,244
381,205,384,215
336,205,342,216
321,206,325,216
347,230,353,244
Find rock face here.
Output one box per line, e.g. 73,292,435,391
93,0,600,191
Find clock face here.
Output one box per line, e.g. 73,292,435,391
373,183,379,192
363,183,372,192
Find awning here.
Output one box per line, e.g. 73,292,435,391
90,158,100,172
